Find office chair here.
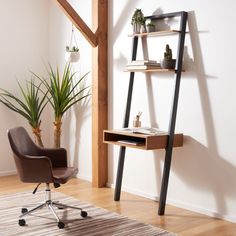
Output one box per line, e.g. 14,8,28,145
7,126,88,229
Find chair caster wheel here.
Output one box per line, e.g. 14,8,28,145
19,219,26,226
58,221,65,229
81,211,88,218
21,208,28,214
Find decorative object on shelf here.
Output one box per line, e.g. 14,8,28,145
131,8,145,34
133,112,142,128
65,25,80,63
146,22,155,33
160,44,176,69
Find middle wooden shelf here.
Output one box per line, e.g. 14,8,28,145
104,129,183,150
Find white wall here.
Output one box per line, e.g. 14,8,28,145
0,0,50,176
108,0,236,223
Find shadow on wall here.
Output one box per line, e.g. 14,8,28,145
63,93,91,170
168,11,236,217
174,136,236,217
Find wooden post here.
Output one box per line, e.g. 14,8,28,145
55,0,108,187
92,0,108,187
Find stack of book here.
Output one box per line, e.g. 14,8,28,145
120,127,167,135
125,60,161,71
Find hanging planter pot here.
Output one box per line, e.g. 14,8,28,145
65,46,80,63
65,25,80,63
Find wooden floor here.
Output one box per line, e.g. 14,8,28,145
0,175,235,235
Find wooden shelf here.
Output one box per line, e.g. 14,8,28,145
103,130,183,150
128,30,180,38
125,68,176,72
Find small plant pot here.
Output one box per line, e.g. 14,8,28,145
65,51,80,63
160,59,176,69
133,23,141,34
147,25,155,33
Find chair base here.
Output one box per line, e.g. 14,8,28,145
19,183,88,229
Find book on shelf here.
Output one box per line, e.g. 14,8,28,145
126,64,161,70
116,127,167,135
117,140,144,146
128,60,158,65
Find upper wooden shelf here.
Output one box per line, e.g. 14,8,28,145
103,129,183,150
125,68,176,73
128,30,180,38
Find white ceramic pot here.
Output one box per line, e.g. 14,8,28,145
133,23,141,34
147,25,155,33
65,51,80,63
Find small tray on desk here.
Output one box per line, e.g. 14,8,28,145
103,129,183,150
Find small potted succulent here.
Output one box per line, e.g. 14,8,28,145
65,45,80,63
146,22,155,33
160,44,176,69
131,8,145,34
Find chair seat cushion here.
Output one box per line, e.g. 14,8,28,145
52,167,78,184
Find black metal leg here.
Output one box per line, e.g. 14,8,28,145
114,37,138,201
114,146,126,201
158,143,174,215
158,12,187,213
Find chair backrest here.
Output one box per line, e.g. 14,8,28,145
8,126,39,157
7,126,47,183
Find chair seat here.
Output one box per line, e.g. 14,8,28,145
52,167,78,184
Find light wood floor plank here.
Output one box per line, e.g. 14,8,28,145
0,175,235,235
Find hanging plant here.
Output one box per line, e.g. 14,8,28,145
65,25,80,63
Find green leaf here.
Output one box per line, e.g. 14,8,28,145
35,63,91,121
0,77,48,129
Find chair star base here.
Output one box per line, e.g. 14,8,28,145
18,183,88,229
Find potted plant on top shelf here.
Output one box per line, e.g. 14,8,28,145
65,45,80,63
146,22,156,33
160,44,176,69
131,8,145,34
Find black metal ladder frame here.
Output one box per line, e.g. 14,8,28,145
114,11,188,215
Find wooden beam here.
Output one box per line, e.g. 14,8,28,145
92,0,108,187
55,0,98,47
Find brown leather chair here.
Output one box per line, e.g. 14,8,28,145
7,126,88,229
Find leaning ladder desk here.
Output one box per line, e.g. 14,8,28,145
104,11,188,215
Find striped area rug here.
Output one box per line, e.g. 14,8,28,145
0,190,177,236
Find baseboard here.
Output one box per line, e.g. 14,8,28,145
106,182,236,223
106,182,159,201
76,173,92,182
167,198,236,224
0,170,17,177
